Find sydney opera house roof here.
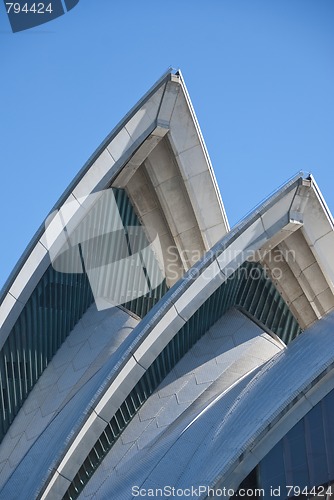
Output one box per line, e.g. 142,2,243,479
1,69,334,500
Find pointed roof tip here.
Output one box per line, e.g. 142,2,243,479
165,66,179,73
163,67,182,78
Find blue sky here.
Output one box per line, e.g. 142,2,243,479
1,0,333,290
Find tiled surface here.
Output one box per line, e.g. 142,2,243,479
97,309,334,498
0,304,138,490
80,308,283,499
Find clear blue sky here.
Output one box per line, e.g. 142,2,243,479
1,0,334,290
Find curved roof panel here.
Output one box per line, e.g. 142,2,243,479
34,175,308,498
0,69,229,348
84,310,334,500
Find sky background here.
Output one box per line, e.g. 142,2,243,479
0,0,333,291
